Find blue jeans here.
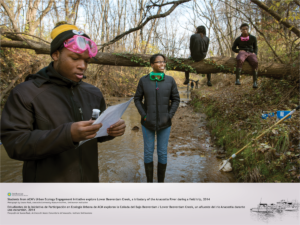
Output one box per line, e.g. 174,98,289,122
142,125,171,164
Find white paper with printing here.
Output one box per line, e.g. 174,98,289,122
78,97,133,147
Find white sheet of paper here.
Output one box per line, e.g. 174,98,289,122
78,97,133,147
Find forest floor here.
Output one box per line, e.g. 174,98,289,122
189,74,300,182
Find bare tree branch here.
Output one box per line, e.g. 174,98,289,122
147,0,189,7
250,0,300,37
30,0,54,32
0,0,20,33
293,0,300,7
1,40,50,54
98,0,191,51
3,32,51,44
144,0,165,53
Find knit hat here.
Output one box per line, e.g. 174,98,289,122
50,21,90,56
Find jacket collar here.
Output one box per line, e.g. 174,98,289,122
26,62,81,88
240,34,253,38
46,62,80,87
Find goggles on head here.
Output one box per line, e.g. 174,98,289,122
150,72,164,81
64,35,98,58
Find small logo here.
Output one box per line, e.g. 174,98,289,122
72,30,84,35
7,193,11,196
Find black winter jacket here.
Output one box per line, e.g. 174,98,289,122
190,33,210,62
0,62,114,182
232,34,258,55
134,74,180,131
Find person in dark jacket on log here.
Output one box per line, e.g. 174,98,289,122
134,54,180,183
0,22,126,182
185,26,211,86
232,23,258,88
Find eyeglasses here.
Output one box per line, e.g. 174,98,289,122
153,61,166,64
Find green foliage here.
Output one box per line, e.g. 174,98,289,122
204,59,237,73
113,53,151,67
166,57,197,73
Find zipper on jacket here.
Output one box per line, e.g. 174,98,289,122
79,108,84,121
155,81,158,130
70,86,84,182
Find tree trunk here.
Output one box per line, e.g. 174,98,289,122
0,42,295,79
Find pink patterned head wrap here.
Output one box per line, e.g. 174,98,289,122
241,36,249,41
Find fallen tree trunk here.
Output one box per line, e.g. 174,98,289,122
1,39,296,79
92,53,294,79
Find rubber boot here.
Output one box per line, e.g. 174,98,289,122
235,68,241,85
184,71,189,85
144,162,153,183
207,73,212,86
157,162,167,183
253,70,258,88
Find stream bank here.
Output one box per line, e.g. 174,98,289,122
190,77,300,183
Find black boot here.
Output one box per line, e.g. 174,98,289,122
144,162,153,183
207,73,212,86
157,162,167,183
184,71,189,85
235,68,241,85
253,70,258,88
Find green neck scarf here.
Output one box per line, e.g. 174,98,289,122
150,72,164,81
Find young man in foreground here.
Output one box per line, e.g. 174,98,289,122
0,22,126,182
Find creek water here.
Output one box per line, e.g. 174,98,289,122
0,87,235,183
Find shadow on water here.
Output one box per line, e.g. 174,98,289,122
0,87,235,183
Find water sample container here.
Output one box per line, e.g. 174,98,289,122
92,109,101,120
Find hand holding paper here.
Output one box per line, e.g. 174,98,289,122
71,120,103,143
78,98,133,147
107,119,126,137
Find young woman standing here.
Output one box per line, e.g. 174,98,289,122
134,54,180,183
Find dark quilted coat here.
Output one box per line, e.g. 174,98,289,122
134,74,180,131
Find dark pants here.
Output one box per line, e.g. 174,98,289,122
236,51,258,70
185,57,210,84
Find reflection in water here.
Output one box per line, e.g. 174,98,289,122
250,210,299,224
1,87,234,183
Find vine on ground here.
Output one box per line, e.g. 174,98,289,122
113,53,243,75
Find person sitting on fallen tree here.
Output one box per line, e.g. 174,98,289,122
232,23,258,88
185,26,211,86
